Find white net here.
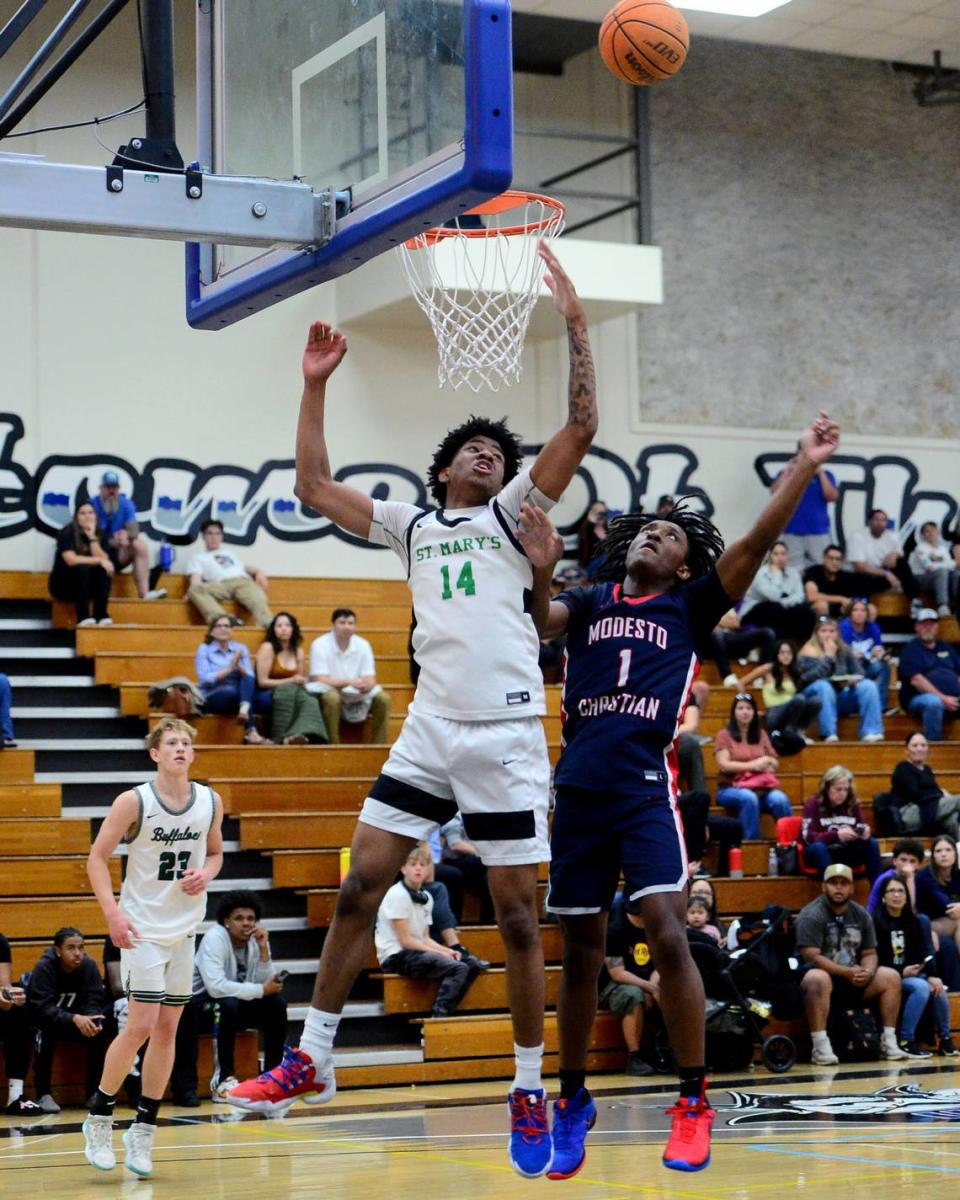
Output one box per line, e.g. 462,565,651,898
397,192,566,392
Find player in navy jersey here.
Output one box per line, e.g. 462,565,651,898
538,411,840,1177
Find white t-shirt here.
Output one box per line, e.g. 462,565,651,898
120,782,214,944
308,631,380,720
910,540,952,574
365,468,553,721
186,548,249,583
846,527,900,570
374,880,434,964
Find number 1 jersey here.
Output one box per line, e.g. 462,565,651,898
368,468,554,721
555,571,731,795
119,781,215,943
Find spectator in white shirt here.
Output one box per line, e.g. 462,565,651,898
308,608,391,742
186,520,273,628
846,509,920,604
908,522,958,618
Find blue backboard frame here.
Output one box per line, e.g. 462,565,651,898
185,0,513,331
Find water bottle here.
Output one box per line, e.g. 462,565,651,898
768,845,779,877
159,540,174,572
729,847,743,879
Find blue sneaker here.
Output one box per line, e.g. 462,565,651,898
548,1088,597,1180
508,1087,552,1177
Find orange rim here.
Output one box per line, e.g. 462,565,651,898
405,189,565,248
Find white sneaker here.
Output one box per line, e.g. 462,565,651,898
212,1075,240,1102
98,617,113,625
123,1121,156,1176
77,618,96,627
144,589,167,600
862,732,884,743
82,1114,116,1170
37,1093,60,1113
879,1039,909,1061
723,674,739,687
811,1042,839,1066
824,734,839,743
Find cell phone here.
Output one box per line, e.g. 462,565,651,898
274,970,289,983
0,987,13,1002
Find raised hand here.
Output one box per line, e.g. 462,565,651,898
798,410,840,465
518,502,564,569
539,241,586,324
303,321,348,386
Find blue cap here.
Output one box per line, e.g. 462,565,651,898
100,470,120,486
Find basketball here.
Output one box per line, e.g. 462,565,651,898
598,1,689,86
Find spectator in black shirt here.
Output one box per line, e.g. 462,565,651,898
890,732,960,838
803,544,876,619
27,927,107,1113
0,930,39,1113
599,893,662,1076
47,502,113,626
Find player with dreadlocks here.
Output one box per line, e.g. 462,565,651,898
226,242,597,1179
531,411,840,1177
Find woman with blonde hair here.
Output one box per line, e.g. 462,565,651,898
797,617,883,742
800,765,883,881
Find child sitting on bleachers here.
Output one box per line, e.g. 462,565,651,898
686,897,721,944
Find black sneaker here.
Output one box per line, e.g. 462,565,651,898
5,1097,42,1115
625,1052,655,1076
173,1090,201,1107
454,944,491,971
899,1039,933,1059
939,1036,960,1057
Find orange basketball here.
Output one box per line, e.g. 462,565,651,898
598,1,689,86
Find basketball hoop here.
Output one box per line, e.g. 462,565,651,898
397,190,566,392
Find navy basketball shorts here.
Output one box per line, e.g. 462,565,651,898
546,786,688,914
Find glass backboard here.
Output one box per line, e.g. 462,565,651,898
186,0,513,330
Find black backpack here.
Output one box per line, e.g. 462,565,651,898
828,1006,881,1061
873,791,906,837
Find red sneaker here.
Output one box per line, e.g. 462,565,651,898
662,1090,715,1172
225,1046,336,1115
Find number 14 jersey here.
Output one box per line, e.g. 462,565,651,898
119,781,215,943
368,469,554,721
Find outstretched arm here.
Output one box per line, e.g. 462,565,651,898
717,411,840,602
294,322,373,538
529,243,598,500
517,502,565,636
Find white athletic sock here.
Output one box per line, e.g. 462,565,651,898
511,1043,544,1093
883,1026,899,1045
811,1030,830,1048
299,1008,341,1064
7,1078,23,1105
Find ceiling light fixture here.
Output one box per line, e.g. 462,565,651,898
677,1,794,17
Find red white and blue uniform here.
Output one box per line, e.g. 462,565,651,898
547,570,730,912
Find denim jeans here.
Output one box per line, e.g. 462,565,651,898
900,974,951,1041
803,677,883,738
716,786,791,841
801,837,884,882
908,692,952,742
0,672,12,741
863,656,892,710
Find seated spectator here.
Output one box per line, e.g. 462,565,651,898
48,501,113,626
909,521,958,619
845,508,919,603
256,612,328,745
800,765,883,882
889,732,960,839
419,856,490,971
802,544,876,619
711,609,776,689
713,692,792,840
27,927,107,1113
688,878,726,941
175,890,287,1103
308,608,390,743
374,845,480,1019
774,458,837,572
577,501,608,570
430,814,494,925
839,598,893,713
0,672,16,748
916,835,960,964
1,928,39,1113
676,684,743,878
740,540,814,643
797,617,884,743
599,891,662,1076
872,875,957,1057
866,838,927,914
186,518,272,628
91,470,166,600
195,615,272,745
898,609,960,742
686,897,720,944
100,935,142,1106
795,864,907,1065
746,639,821,749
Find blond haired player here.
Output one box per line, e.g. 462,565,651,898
83,718,223,1177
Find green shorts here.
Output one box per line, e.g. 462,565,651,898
599,981,645,1018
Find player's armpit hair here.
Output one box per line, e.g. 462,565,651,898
426,415,523,506
592,499,725,583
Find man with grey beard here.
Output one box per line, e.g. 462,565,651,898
92,471,166,600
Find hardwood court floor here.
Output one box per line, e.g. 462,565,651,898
4,1060,960,1199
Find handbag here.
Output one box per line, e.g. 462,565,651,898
160,685,194,717
733,770,780,790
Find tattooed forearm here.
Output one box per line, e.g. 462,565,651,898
567,320,598,431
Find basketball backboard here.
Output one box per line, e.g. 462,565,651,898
186,0,513,330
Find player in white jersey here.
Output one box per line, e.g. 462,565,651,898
82,718,224,1178
228,243,596,1178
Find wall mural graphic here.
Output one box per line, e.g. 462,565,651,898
0,413,955,551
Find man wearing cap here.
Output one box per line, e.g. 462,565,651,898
795,863,907,1065
91,472,166,601
898,610,960,742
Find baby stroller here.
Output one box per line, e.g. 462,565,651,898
688,904,800,1074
